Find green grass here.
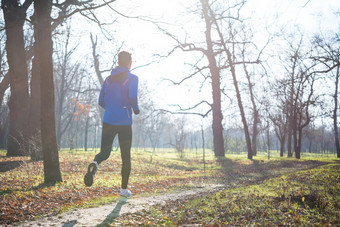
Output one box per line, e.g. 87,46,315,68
144,163,339,226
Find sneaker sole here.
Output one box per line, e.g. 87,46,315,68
84,163,97,187
88,163,97,175
84,172,93,186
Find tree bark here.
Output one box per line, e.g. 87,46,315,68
2,0,31,156
295,126,301,159
280,138,285,157
287,125,293,157
244,65,259,156
200,0,225,157
274,123,286,157
28,55,43,160
292,107,298,158
34,0,62,183
334,66,340,158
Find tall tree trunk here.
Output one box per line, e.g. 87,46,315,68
2,1,31,156
287,124,293,157
230,65,252,159
204,0,252,159
287,55,298,158
0,74,9,109
34,0,62,183
280,138,285,157
210,72,225,157
292,110,299,158
267,120,271,159
244,65,259,156
334,66,340,158
295,125,302,159
274,126,285,157
28,55,43,160
251,111,259,156
28,18,43,160
201,0,225,157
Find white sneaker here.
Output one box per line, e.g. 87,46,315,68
120,189,132,198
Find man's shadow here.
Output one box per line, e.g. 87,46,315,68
62,197,128,227
96,197,128,226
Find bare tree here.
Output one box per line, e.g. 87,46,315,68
1,0,32,156
159,0,266,159
273,114,287,157
34,0,62,183
268,103,288,157
278,34,317,159
265,76,291,157
169,116,188,160
158,1,227,157
243,63,260,156
311,33,340,158
204,0,268,159
147,112,165,163
54,21,90,148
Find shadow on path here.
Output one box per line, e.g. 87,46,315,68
97,197,128,226
60,197,128,227
62,220,77,227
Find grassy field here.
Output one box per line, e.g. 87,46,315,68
0,148,339,225
119,163,339,226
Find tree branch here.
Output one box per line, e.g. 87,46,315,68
158,108,212,118
157,100,212,118
161,66,209,85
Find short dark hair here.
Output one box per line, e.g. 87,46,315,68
118,51,132,67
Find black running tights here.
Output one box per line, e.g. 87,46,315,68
94,123,132,189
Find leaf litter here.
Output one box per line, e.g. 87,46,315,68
0,151,336,226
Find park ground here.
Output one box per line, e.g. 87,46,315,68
0,149,339,226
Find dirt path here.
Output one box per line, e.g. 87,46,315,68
18,185,223,227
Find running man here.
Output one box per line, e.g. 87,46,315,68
84,51,139,198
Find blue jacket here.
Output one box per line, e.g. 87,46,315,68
98,66,139,125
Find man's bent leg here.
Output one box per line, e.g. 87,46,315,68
118,125,132,190
94,122,117,165
85,123,117,187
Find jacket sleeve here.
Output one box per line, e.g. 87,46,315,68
129,76,140,114
98,79,107,109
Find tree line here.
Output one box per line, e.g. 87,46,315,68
0,0,339,184
154,0,340,159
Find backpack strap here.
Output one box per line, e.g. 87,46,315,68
107,72,128,85
122,78,129,86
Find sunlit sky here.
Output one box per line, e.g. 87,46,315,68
71,0,339,125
